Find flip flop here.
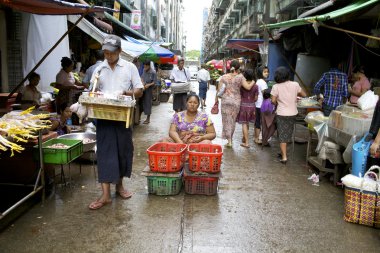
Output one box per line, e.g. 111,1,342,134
88,199,111,210
240,143,250,148
143,120,150,124
116,190,133,199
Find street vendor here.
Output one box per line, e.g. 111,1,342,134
170,58,191,112
348,65,371,104
55,57,85,108
50,102,72,136
88,35,143,210
313,61,349,116
20,72,42,109
162,94,216,144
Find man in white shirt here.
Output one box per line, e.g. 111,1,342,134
197,64,211,109
88,35,143,210
170,58,191,112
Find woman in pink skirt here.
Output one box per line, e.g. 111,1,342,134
237,69,258,148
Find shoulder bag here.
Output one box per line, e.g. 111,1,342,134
171,69,191,94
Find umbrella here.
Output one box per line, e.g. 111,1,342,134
138,44,175,63
215,60,230,70
123,36,175,64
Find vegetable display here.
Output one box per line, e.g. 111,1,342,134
0,107,51,156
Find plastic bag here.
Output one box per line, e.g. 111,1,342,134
357,90,379,110
304,111,326,125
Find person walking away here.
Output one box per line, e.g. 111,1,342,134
140,60,157,124
313,60,349,116
197,64,211,109
220,60,255,148
55,57,85,108
236,69,258,148
271,67,307,164
254,65,269,144
82,50,104,90
170,58,191,112
88,35,143,210
260,89,276,147
348,65,371,104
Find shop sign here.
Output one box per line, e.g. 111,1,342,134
130,10,141,30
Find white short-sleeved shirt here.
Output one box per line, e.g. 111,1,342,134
255,79,268,108
170,67,191,82
91,58,143,95
197,68,210,82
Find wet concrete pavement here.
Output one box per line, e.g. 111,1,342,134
1,83,380,252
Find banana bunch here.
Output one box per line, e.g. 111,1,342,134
0,106,52,156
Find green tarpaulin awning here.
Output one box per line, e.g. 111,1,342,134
262,0,380,29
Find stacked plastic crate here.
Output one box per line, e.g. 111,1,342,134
184,144,223,195
144,143,187,195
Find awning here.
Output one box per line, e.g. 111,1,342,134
104,12,150,41
262,0,380,30
226,39,264,51
0,0,117,15
67,15,134,61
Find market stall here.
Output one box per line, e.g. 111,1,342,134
0,109,53,220
305,103,374,184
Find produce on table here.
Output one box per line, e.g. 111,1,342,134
46,143,70,149
83,138,96,144
0,106,51,156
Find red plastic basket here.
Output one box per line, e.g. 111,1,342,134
184,176,218,195
187,144,223,173
147,142,187,172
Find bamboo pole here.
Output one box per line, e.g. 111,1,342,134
315,21,380,41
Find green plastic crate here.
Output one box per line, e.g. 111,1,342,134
34,138,83,164
147,176,182,195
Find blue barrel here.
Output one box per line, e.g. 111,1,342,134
352,133,372,177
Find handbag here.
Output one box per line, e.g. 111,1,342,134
211,100,219,114
342,166,380,228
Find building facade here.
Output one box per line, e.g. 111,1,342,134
202,0,327,61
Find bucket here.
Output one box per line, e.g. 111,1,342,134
352,133,372,177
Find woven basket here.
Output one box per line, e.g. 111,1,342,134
87,103,134,128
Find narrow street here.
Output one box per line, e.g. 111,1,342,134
0,84,379,253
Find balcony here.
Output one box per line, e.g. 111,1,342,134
218,0,230,9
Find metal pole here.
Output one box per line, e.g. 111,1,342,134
262,0,270,66
8,9,91,98
38,130,45,203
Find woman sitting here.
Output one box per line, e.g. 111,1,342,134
50,102,73,136
20,72,42,109
163,94,216,144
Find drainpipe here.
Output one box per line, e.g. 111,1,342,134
262,0,270,65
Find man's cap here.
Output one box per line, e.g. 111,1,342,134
102,35,121,52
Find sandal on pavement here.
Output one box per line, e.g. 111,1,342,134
116,189,133,199
240,143,250,148
225,143,233,148
88,199,111,210
143,120,150,124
